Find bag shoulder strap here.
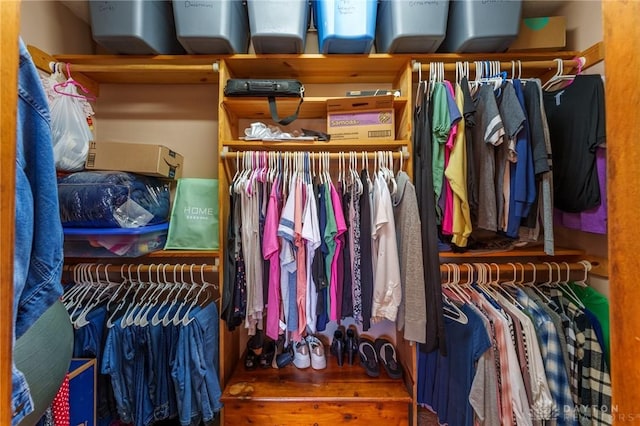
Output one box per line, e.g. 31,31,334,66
268,96,304,126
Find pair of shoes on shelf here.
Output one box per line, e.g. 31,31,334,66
331,326,359,366
293,335,327,370
244,330,277,370
358,336,403,379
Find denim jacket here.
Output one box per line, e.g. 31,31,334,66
12,38,65,425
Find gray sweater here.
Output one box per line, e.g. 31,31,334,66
392,171,427,344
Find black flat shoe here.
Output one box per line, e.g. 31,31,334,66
358,335,379,377
374,337,403,379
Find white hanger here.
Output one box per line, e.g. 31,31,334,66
162,264,190,326
120,264,147,328
106,265,137,328
151,264,177,326
180,264,215,326
171,264,201,326
74,264,117,328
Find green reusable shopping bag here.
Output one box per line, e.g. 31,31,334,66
165,178,219,250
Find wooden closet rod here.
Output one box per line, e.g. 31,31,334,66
219,150,409,160
440,261,593,285
63,262,219,289
413,58,583,73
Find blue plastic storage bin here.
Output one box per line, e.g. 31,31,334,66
375,0,449,53
89,0,184,54
63,223,169,257
248,0,311,54
173,0,250,54
439,0,522,53
314,0,377,54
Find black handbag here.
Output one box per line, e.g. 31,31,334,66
223,79,305,126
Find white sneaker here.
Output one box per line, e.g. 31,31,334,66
306,335,327,370
293,340,311,369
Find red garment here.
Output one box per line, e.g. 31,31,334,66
52,374,70,426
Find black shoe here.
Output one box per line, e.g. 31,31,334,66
259,338,276,368
244,329,264,370
331,328,346,366
374,337,403,379
271,334,286,369
358,335,380,377
345,326,358,365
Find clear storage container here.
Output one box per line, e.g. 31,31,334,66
89,0,184,54
173,0,250,54
248,0,311,54
375,0,449,53
439,0,522,53
63,223,169,257
314,0,377,54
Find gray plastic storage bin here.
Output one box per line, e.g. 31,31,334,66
439,0,522,53
248,0,311,54
89,0,184,54
376,0,449,53
173,0,250,54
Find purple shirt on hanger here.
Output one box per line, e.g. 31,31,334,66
554,147,607,234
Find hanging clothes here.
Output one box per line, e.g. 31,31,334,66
392,171,427,344
414,85,447,354
543,75,605,213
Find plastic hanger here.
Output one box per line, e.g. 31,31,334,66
151,264,178,326
559,261,587,309
106,265,137,328
542,57,584,91
53,62,96,101
120,265,148,328
74,264,117,328
181,265,216,326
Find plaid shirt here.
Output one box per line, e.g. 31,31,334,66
516,289,577,426
549,290,613,426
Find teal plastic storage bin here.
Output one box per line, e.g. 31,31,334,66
248,0,311,54
89,0,184,54
314,0,377,54
173,0,250,54
376,0,449,53
439,0,522,53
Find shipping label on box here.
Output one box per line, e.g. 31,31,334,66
85,141,184,179
69,358,97,426
327,95,395,141
508,16,566,51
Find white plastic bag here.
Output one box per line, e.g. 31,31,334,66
50,83,93,172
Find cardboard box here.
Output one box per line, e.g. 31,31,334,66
327,95,395,141
508,16,566,51
69,358,97,426
85,141,184,179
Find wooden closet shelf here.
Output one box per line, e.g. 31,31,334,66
222,350,411,424
223,96,408,120
52,51,583,85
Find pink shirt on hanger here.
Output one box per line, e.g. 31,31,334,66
329,182,347,321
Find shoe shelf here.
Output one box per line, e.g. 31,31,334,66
221,350,411,424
